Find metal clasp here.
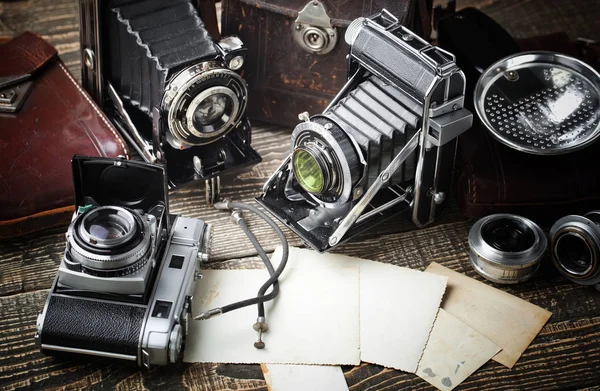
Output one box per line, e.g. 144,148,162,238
293,1,338,55
0,74,34,113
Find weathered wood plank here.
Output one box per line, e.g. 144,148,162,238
2,286,600,391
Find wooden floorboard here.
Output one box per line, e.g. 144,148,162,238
2,0,600,390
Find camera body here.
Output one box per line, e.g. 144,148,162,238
79,0,261,197
35,156,212,367
257,10,473,252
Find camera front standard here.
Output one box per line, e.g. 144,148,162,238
35,156,212,367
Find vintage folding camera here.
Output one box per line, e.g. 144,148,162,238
79,0,261,202
35,156,212,367
257,10,473,252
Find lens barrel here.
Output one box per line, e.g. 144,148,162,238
468,214,546,284
67,206,154,277
550,211,600,287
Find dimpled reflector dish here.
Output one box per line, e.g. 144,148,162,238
293,149,324,194
475,52,600,155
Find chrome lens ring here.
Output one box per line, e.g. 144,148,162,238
468,214,547,284
550,214,600,284
163,62,247,148
68,207,153,271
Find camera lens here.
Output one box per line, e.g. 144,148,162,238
164,65,247,148
554,233,593,275
68,206,153,275
192,93,230,129
550,213,600,285
468,214,546,284
79,206,136,248
292,147,327,194
480,217,536,253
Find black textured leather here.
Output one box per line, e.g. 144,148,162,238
42,295,145,356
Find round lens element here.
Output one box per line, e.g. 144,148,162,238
88,216,128,240
192,93,230,129
292,148,325,194
554,232,593,275
481,217,535,253
79,206,137,248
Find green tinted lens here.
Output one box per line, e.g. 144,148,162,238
293,149,324,193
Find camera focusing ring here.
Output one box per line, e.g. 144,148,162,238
163,62,247,148
291,118,361,208
550,214,600,283
468,214,547,284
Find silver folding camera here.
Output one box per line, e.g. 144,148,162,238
79,0,261,203
257,10,473,251
35,156,212,367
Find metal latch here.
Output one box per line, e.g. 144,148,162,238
0,74,34,113
293,1,338,55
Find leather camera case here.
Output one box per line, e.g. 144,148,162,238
0,32,129,239
452,28,600,221
221,0,431,128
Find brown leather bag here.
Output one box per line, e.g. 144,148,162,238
0,32,129,239
221,0,431,128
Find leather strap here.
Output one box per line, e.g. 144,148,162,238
0,31,57,77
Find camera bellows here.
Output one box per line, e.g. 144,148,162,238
108,0,216,114
321,76,419,188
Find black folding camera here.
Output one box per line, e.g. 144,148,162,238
79,0,261,202
35,156,212,367
257,10,473,251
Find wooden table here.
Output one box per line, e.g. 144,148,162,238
2,0,600,389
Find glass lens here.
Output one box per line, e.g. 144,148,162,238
481,217,535,252
293,149,324,194
555,233,593,275
84,211,131,241
192,93,230,130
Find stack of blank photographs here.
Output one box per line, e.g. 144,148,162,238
185,248,551,390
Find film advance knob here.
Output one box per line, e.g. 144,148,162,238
168,324,183,363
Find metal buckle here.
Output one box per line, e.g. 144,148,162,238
0,75,33,113
293,1,338,55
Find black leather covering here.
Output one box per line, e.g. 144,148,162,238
42,295,145,356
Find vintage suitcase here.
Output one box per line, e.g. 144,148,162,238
221,0,431,128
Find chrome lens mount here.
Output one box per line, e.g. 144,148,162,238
550,211,600,286
162,61,247,149
67,206,155,276
290,119,361,208
468,214,547,284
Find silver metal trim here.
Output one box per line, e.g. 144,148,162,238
107,83,156,162
41,344,137,361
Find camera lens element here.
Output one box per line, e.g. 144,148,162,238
292,148,326,194
469,214,546,284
